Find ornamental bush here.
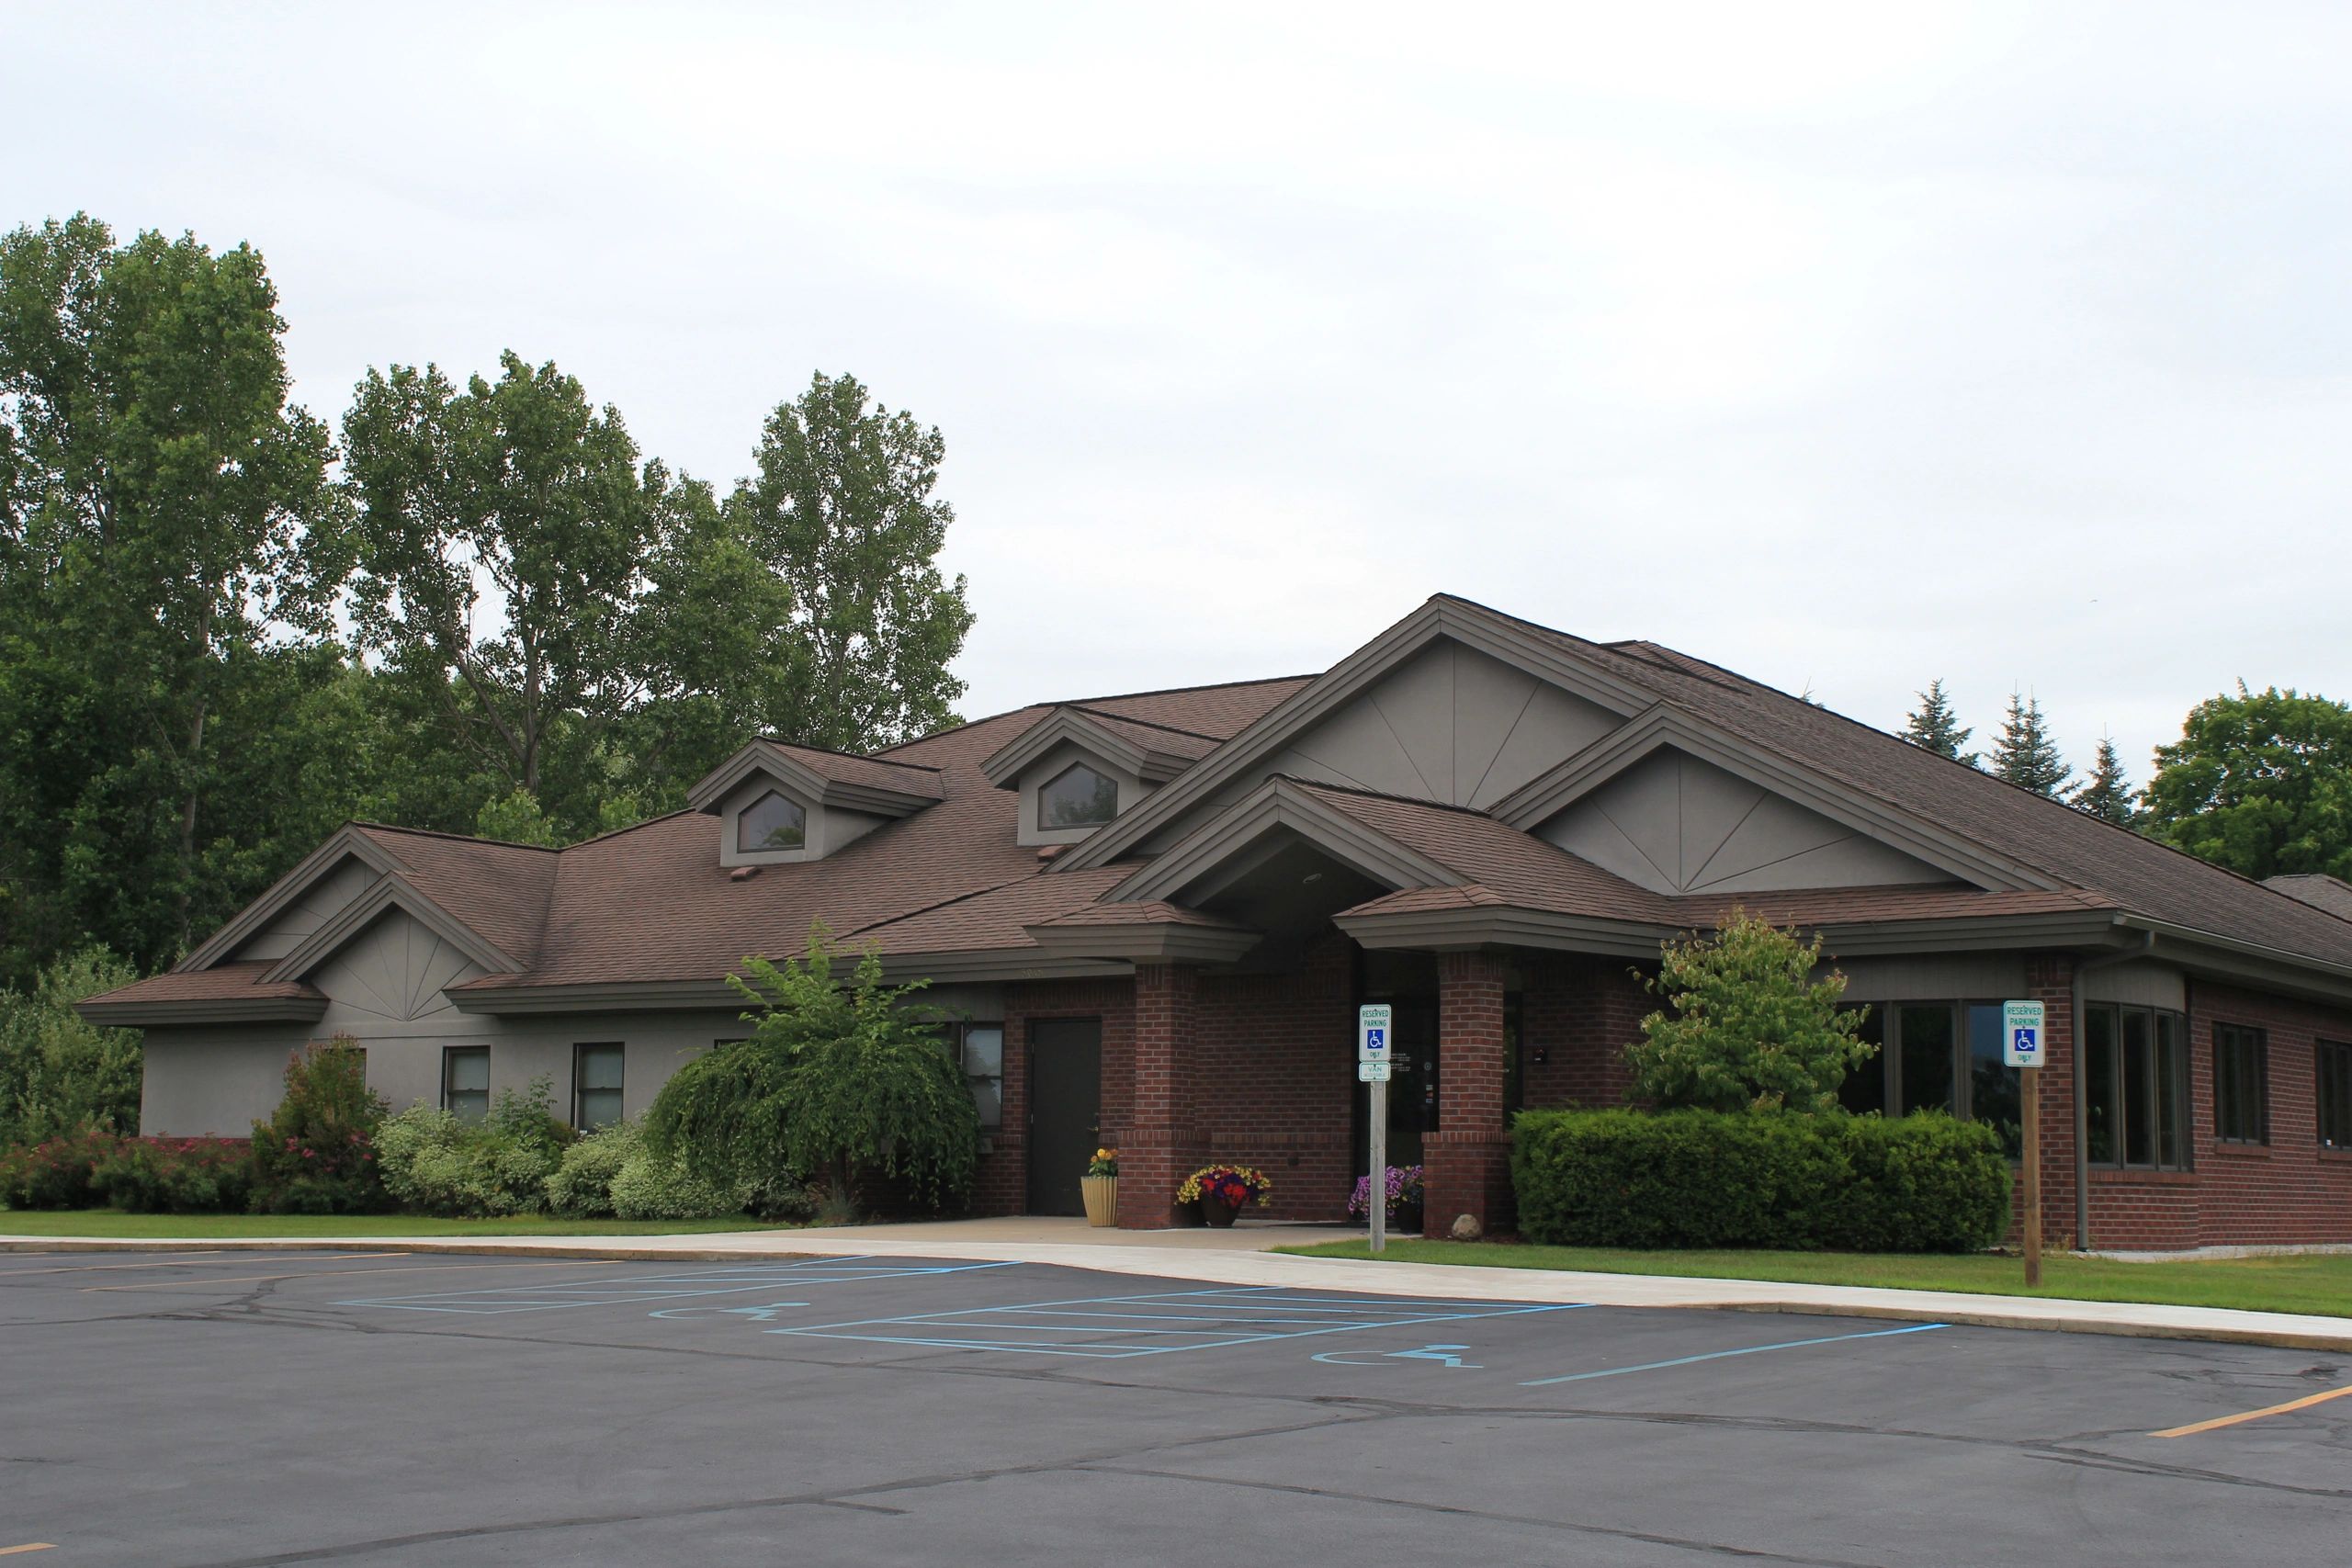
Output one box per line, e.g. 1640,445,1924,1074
372,1077,572,1217
90,1136,253,1213
0,1125,122,1209
1511,1107,2010,1253
249,1037,390,1214
1624,912,1874,1113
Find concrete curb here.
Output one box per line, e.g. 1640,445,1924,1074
6,1231,2349,1351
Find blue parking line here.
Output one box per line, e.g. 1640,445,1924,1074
1519,1322,1948,1386
765,1287,1589,1359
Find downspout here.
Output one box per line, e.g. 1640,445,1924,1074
2072,927,2156,1252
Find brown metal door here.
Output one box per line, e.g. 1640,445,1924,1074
1026,1017,1102,1216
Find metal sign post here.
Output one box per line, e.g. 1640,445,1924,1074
1359,1004,1393,1255
2003,999,2046,1288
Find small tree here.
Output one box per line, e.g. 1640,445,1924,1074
1625,911,1872,1114
249,1036,390,1213
1901,680,1975,766
2072,734,2137,827
0,946,143,1147
644,923,978,1213
1991,690,2074,797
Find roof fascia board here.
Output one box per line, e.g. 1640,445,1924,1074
1055,598,1655,873
1105,779,1459,904
2113,915,2352,1008
1490,705,2061,895
262,872,521,985
980,710,1152,788
1336,905,1678,958
74,995,330,1027
177,825,406,973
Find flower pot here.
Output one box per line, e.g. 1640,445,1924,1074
1203,1197,1241,1228
1173,1199,1204,1227
1395,1201,1423,1235
1081,1174,1118,1227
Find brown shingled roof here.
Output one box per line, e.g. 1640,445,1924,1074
83,961,324,1009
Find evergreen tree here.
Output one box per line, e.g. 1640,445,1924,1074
2073,734,2136,827
1902,679,1975,765
1991,691,2074,797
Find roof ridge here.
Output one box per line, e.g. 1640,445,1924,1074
1271,774,1500,819
752,738,944,773
1052,671,1319,708
351,820,562,853
1061,704,1222,742
871,705,1045,757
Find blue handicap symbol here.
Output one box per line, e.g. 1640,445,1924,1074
1365,1027,1386,1051
1311,1342,1479,1369
2013,1028,2037,1053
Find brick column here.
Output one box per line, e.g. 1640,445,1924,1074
1119,962,1203,1229
1425,950,1512,1237
2025,953,2078,1251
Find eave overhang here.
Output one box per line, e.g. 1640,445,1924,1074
686,740,944,819
74,994,330,1028
446,950,1129,1014
980,709,1199,789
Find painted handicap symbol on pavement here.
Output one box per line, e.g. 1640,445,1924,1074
649,1302,809,1322
1311,1342,1480,1369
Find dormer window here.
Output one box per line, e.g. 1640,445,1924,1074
1039,761,1119,830
739,790,807,853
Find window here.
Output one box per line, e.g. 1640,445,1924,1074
2082,1003,2191,1170
739,790,806,852
442,1046,490,1123
1837,998,2023,1157
955,1022,1004,1131
2213,1022,2268,1144
2319,1040,2352,1150
573,1043,624,1130
1038,762,1118,829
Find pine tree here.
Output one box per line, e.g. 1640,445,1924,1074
1902,679,1975,765
1992,691,2075,797
2072,734,2136,827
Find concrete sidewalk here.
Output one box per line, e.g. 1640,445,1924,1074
7,1217,2349,1351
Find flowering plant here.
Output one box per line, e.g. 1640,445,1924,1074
1347,1164,1424,1220
1175,1163,1274,1208
1086,1146,1119,1178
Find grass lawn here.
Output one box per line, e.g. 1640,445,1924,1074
1277,1237,2352,1319
0,1210,788,1240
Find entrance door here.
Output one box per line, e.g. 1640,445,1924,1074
1026,1016,1102,1216
1352,999,1438,1177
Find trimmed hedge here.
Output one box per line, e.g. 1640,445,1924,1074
1512,1107,2011,1253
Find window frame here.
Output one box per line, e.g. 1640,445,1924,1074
1036,761,1119,831
737,789,807,853
953,1020,1006,1133
2319,1039,2352,1151
2080,1002,2193,1172
441,1045,490,1123
571,1042,625,1131
2212,1021,2270,1145
1838,998,2022,1155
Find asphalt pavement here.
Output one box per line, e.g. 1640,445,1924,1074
3,1248,2346,1565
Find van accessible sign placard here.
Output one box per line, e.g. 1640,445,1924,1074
2003,999,2045,1068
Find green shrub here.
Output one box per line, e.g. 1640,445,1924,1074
373,1077,572,1218
249,1037,390,1214
0,1125,119,1209
0,947,143,1149
1512,1107,2010,1254
545,1121,639,1218
607,1149,742,1221
90,1136,253,1213
1625,912,1873,1113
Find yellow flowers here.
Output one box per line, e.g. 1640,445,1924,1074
1086,1146,1120,1177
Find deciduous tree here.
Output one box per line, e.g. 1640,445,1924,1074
1624,912,1873,1114
2142,684,2352,880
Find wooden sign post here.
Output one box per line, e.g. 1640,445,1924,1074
2004,999,2047,1288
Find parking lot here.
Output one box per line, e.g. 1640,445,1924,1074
3,1249,2347,1566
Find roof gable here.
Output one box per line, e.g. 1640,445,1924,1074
1055,597,1655,872
179,826,408,972
262,871,525,985
686,739,943,818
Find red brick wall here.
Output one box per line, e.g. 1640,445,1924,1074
2184,980,2352,1249
973,976,1136,1218
1425,950,1512,1235
1189,935,1357,1222
1521,955,1649,1109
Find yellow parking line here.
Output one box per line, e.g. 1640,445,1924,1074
0,1544,58,1555
0,1252,232,1277
2154,1383,2352,1438
81,1256,616,1292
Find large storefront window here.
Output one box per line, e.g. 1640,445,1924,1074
1839,999,2021,1157
2083,1003,2191,1170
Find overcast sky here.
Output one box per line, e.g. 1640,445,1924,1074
6,3,2347,782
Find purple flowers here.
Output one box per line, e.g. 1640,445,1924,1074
1347,1164,1424,1219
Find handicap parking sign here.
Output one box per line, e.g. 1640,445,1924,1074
1364,1027,1385,1051
1358,1003,1392,1061
2003,1000,2045,1067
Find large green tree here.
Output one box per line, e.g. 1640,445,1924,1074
337,352,680,838
2142,684,2352,880
726,373,974,751
1624,911,1872,1114
0,215,347,976
1901,679,1975,766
